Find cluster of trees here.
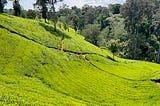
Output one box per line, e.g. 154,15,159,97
58,1,160,63
1,0,63,30
56,4,127,60
56,1,160,63
0,0,7,13
122,0,160,63
0,0,21,16
34,0,63,30
2,0,39,19
4,8,41,19
57,4,121,42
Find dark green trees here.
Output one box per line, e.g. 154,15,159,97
82,24,100,46
108,39,120,60
122,0,160,62
109,4,122,14
26,9,37,19
13,0,21,16
71,14,79,32
42,6,48,22
48,0,63,30
152,8,160,63
0,0,7,13
36,0,63,30
35,0,48,22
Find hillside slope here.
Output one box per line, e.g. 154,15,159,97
0,14,160,106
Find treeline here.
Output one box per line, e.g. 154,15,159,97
4,9,40,19
1,0,41,19
56,1,160,63
56,2,160,63
1,0,21,16
57,4,124,53
1,0,63,30
122,0,160,63
0,0,160,63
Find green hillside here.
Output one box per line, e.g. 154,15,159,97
0,14,160,106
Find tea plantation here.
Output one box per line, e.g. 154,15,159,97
0,14,160,105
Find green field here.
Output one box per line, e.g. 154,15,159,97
0,14,160,105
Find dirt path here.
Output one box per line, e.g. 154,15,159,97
157,83,160,88
61,39,64,51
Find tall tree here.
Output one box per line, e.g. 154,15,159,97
35,0,48,22
97,14,106,31
58,4,70,17
71,14,79,32
36,0,63,30
81,24,100,46
0,0,7,13
109,4,122,14
47,0,63,30
26,9,37,19
13,0,21,16
82,5,96,24
108,39,120,60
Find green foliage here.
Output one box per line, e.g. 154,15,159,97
122,0,160,62
26,9,36,19
0,14,160,106
0,0,7,13
81,24,100,46
41,5,48,21
35,0,49,22
54,2,160,63
107,39,120,59
71,14,79,32
57,5,110,33
35,0,52,10
108,40,119,53
109,4,122,14
97,15,128,58
97,13,106,31
13,0,21,16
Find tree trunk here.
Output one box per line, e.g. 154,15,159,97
113,53,115,60
0,0,3,13
51,0,57,31
131,36,137,60
61,35,64,51
53,18,56,31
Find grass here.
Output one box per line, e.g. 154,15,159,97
0,14,160,105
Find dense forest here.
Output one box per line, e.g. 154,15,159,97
1,0,160,63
